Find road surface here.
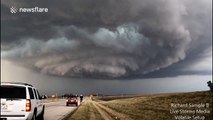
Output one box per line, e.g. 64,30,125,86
44,99,79,120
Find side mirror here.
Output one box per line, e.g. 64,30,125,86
40,95,47,99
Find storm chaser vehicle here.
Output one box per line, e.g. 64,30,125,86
0,82,45,120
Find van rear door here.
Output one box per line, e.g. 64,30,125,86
0,85,26,117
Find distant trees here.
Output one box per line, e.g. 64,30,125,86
62,93,78,98
207,81,213,92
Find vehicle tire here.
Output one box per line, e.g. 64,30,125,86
32,112,37,120
38,106,45,120
66,103,69,106
76,103,78,106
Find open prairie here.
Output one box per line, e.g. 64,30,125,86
65,91,212,120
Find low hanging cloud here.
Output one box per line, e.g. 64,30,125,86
1,0,212,78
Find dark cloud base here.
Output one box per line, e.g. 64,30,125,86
1,0,212,79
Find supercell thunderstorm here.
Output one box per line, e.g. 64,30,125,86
1,0,212,78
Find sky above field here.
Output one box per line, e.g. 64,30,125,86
1,0,212,95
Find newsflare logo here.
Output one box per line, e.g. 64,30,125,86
10,6,18,14
10,6,48,14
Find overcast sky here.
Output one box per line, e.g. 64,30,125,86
1,0,212,95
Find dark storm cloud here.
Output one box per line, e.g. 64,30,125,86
1,0,212,78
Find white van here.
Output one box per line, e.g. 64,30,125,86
0,82,45,120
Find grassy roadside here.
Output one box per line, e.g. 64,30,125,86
99,91,212,120
65,91,212,120
65,100,103,120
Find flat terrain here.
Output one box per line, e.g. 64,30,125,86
65,91,212,120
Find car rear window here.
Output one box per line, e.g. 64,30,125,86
33,89,38,99
36,90,41,99
69,97,77,100
0,85,26,99
28,87,34,99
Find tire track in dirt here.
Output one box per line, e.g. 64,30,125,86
95,102,132,120
92,101,113,120
89,107,97,120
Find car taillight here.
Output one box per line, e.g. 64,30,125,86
26,99,31,112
